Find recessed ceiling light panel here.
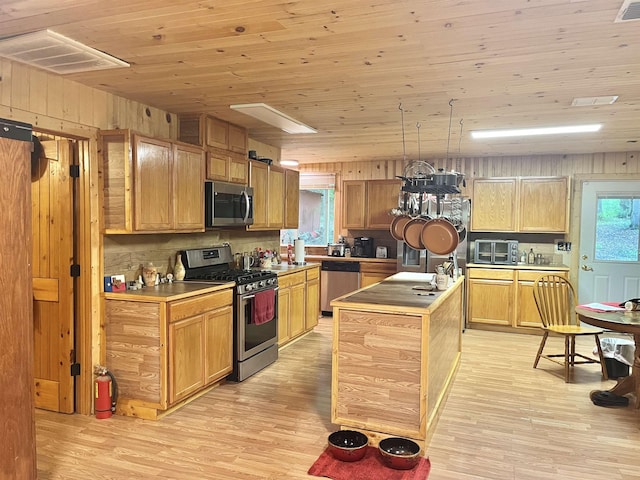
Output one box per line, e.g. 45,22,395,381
471,124,602,139
230,103,317,134
571,96,618,106
0,29,129,74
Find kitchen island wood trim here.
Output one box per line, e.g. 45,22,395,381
330,274,463,448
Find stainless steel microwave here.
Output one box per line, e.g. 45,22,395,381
205,181,253,227
474,239,519,265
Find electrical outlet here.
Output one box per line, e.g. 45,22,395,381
555,239,565,252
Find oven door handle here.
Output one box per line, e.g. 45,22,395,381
243,287,279,301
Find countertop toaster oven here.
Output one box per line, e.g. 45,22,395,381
474,239,519,265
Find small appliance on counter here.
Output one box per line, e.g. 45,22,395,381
473,239,519,265
327,243,346,257
352,237,374,258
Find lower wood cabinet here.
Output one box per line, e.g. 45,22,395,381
515,270,568,327
467,267,568,331
305,267,320,329
105,287,233,419
360,261,397,288
278,266,321,346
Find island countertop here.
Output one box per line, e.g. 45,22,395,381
331,272,462,314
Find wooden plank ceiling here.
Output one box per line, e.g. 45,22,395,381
1,0,638,164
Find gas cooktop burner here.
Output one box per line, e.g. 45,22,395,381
197,269,276,285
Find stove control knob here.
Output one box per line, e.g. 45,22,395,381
259,280,266,288
268,278,276,285
245,283,253,292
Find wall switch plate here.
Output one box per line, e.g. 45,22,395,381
555,240,566,252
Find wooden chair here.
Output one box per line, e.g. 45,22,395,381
532,274,608,383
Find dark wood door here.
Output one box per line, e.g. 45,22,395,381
0,133,37,478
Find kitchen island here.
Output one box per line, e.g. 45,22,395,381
330,273,464,448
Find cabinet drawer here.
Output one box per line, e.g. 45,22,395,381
467,268,514,281
169,289,233,322
306,267,319,281
359,262,396,275
279,271,306,288
517,270,568,282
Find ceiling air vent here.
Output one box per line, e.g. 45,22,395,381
615,0,640,22
0,29,129,74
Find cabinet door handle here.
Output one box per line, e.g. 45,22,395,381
581,265,593,271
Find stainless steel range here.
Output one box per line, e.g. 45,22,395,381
181,245,278,382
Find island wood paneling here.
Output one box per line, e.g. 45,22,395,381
333,310,424,437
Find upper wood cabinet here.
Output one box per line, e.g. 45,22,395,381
470,178,517,232
284,169,300,229
248,160,297,231
268,166,285,229
99,130,205,234
342,179,401,230
470,176,569,233
519,177,569,232
179,114,248,184
342,181,366,229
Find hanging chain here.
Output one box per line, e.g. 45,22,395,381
416,122,421,161
457,118,464,173
446,98,455,163
399,103,406,161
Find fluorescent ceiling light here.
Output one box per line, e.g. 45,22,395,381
281,160,299,167
230,103,317,134
0,29,129,74
471,124,602,139
571,96,618,106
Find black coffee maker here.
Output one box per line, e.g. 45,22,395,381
352,237,374,258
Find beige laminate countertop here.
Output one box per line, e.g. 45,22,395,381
103,281,235,302
331,272,463,314
261,262,320,275
466,262,569,271
305,255,395,264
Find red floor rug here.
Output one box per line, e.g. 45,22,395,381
308,446,431,480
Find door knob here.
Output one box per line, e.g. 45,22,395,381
582,255,588,260
581,265,593,271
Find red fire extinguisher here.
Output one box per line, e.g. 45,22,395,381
94,366,117,419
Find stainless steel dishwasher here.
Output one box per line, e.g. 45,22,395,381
320,260,360,315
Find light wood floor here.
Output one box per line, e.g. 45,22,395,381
36,317,640,479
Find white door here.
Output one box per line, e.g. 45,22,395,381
578,180,640,304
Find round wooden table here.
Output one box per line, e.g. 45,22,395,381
575,306,640,408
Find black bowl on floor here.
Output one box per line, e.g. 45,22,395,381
378,437,421,470
327,430,369,462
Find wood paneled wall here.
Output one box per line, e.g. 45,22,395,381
0,59,178,139
300,151,640,182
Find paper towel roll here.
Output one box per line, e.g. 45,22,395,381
294,239,305,264
625,301,639,311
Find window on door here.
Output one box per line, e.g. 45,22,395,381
595,196,640,262
281,173,335,246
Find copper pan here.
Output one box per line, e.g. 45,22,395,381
420,217,459,255
403,217,429,250
390,214,412,241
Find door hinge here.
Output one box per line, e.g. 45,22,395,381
70,363,81,376
70,264,80,277
69,165,80,178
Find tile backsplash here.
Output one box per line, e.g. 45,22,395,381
104,230,279,281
